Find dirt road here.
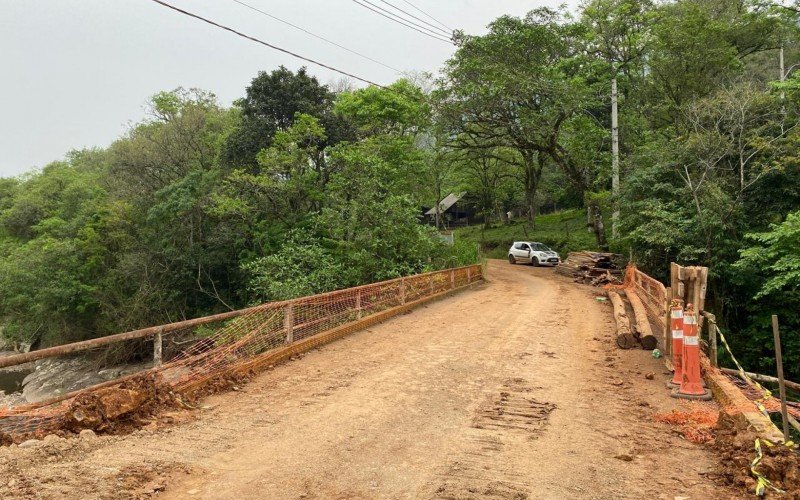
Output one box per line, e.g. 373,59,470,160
0,260,734,499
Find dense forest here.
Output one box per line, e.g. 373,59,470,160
2,0,800,380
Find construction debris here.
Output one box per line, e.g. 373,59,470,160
555,251,625,285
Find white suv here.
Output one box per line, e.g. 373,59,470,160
508,241,561,266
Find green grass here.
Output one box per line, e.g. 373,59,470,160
454,209,599,259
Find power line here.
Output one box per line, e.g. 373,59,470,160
357,0,452,42
399,0,453,32
351,0,454,44
230,0,401,73
375,0,451,37
148,0,388,89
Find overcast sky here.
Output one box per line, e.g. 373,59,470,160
1,0,567,177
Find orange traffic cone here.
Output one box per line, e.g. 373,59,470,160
666,299,683,389
672,304,711,401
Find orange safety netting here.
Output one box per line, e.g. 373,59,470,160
0,265,483,442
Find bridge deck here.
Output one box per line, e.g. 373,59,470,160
0,260,732,499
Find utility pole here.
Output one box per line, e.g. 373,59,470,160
780,45,786,109
611,75,620,240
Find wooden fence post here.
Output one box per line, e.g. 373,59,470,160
467,267,471,283
696,267,708,331
664,286,672,357
355,290,362,319
153,327,163,368
705,312,718,367
284,303,294,344
772,315,791,441
450,269,455,289
399,279,406,305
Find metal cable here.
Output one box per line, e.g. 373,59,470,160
230,0,401,73
148,0,388,88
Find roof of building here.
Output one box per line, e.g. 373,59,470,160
425,192,466,216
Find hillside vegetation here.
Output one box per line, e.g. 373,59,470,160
455,210,597,259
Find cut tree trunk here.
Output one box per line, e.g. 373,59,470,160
609,291,636,349
625,291,658,350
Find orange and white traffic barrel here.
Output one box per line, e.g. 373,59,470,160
667,299,684,388
672,303,711,400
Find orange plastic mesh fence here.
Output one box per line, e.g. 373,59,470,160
0,265,483,440
623,264,667,330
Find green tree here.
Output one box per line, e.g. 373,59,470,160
437,9,609,244
220,66,342,167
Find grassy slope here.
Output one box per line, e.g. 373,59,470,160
454,209,599,259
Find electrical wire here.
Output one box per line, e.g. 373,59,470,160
229,0,401,73
350,0,454,44
399,0,452,32
375,0,451,36
148,0,388,88
357,0,452,42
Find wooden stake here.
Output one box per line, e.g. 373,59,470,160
704,312,718,367
664,286,672,357
772,315,791,441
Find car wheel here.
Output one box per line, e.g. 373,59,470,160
531,257,540,267
508,254,515,264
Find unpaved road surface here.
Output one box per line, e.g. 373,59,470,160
0,260,735,499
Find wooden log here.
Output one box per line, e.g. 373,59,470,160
625,290,658,350
720,367,800,393
609,291,637,349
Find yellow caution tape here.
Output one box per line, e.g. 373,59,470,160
751,438,784,496
710,319,772,412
